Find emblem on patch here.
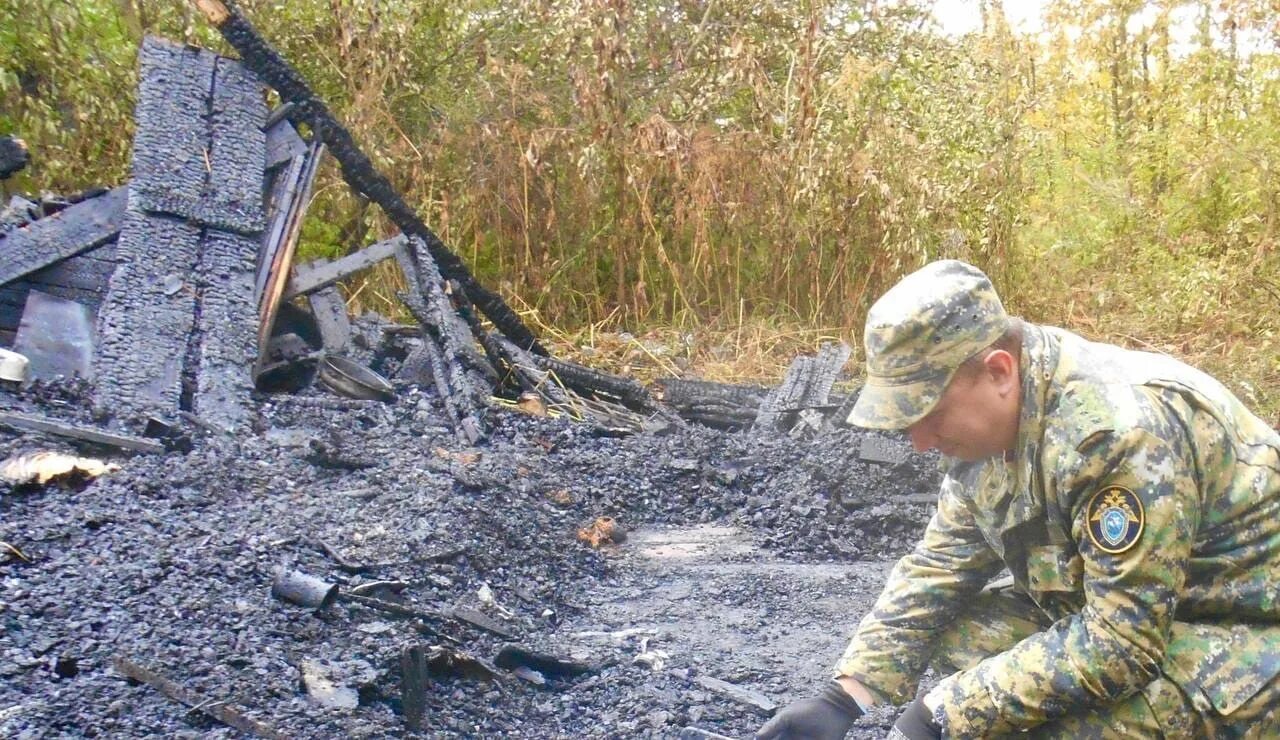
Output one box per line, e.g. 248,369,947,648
1086,486,1144,554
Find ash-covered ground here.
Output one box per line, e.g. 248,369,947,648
0,379,941,739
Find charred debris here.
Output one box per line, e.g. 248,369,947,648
0,3,940,738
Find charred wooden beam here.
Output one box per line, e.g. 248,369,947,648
654,377,770,430
283,235,405,300
753,341,851,434
0,187,126,288
264,114,306,170
532,355,657,413
0,135,28,180
307,286,351,353
487,332,572,409
0,412,165,454
395,236,497,443
399,293,487,445
113,656,286,739
0,243,118,335
192,0,545,356
256,136,324,363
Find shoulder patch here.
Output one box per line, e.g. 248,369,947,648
1085,486,1144,554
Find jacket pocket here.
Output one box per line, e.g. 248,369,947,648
1162,621,1280,715
1025,545,1081,594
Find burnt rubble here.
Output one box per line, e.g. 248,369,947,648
0,7,943,738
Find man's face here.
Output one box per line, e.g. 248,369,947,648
905,351,1021,461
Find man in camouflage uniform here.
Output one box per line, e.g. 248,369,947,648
757,260,1280,739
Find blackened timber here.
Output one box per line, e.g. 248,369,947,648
400,646,431,732
533,355,657,412
94,41,210,420
0,187,126,288
128,39,265,235
307,286,351,352
96,40,266,428
489,332,572,408
399,291,488,444
113,656,286,739
188,55,267,432
257,137,323,354
399,237,497,395
256,153,306,302
264,115,306,170
193,230,259,432
193,0,545,355
205,54,267,231
654,378,769,430
283,235,405,300
0,412,165,454
753,341,851,433
0,135,28,179
94,214,203,422
0,247,118,335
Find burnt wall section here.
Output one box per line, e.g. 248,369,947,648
93,37,264,432
193,229,259,432
190,55,266,432
95,214,203,421
0,244,118,333
0,187,126,288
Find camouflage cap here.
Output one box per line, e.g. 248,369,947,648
848,260,1010,430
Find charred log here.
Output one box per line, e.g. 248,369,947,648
0,187,126,289
0,135,28,180
532,356,657,413
753,341,851,434
653,378,770,430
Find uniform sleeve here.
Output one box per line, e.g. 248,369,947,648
835,473,1004,703
929,419,1200,738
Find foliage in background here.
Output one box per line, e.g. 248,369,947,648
1,0,1276,419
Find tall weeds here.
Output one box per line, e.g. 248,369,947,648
0,0,1276,416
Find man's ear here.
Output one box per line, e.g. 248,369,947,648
982,349,1019,393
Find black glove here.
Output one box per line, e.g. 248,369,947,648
889,696,942,740
755,681,863,740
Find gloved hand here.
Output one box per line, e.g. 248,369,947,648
887,696,942,740
755,681,863,740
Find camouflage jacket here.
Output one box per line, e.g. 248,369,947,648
836,323,1280,737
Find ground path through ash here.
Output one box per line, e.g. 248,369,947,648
0,384,940,738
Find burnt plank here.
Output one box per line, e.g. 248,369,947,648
21,247,119,293
0,187,126,287
205,54,266,232
283,235,405,300
0,412,165,454
256,154,306,302
193,230,258,433
534,355,656,411
308,286,351,352
256,139,323,361
128,38,265,236
264,117,306,170
0,135,28,179
0,282,103,311
127,38,216,226
186,56,267,432
93,213,202,423
753,341,851,433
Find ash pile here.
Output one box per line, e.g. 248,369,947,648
0,5,941,738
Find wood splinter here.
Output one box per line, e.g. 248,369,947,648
113,656,286,739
